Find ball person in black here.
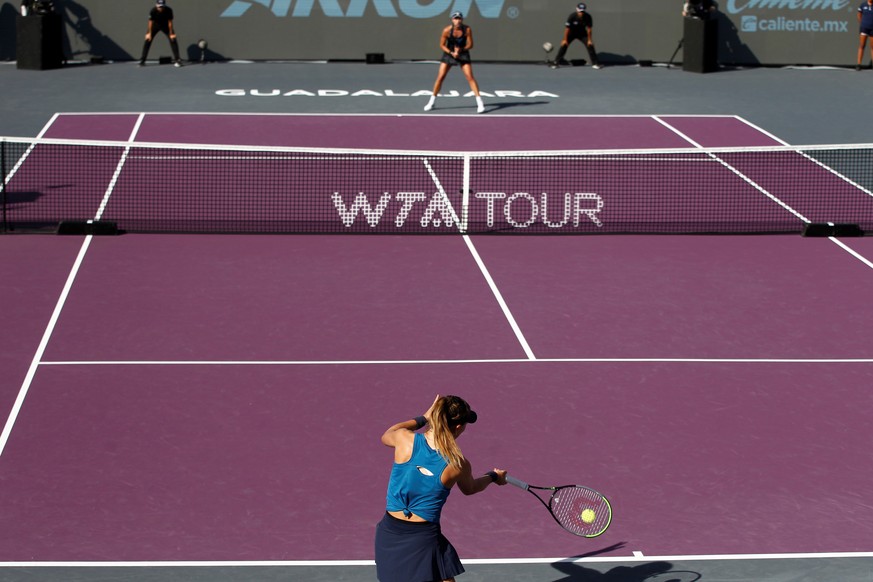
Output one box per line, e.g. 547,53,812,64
139,0,182,67
551,3,601,69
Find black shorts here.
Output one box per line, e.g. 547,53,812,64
568,34,593,45
374,513,464,582
440,51,472,67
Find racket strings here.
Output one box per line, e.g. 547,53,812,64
550,486,611,535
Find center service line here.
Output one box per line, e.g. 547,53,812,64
461,235,536,360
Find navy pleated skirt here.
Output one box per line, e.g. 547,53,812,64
374,513,465,582
440,51,472,67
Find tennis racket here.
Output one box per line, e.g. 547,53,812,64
506,474,612,537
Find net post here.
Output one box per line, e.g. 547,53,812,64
461,154,470,234
1,139,6,233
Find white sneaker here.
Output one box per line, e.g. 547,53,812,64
477,102,485,114
174,60,182,68
592,64,602,69
424,102,434,112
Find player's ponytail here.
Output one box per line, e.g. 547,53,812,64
428,395,477,468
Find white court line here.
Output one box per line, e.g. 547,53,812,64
92,114,146,221
1,550,872,568
736,114,873,204
36,113,61,138
652,116,811,224
0,115,145,459
460,235,536,360
48,112,747,119
422,156,536,360
0,236,94,458
0,113,64,187
732,115,791,146
38,357,873,365
674,115,873,267
829,237,873,270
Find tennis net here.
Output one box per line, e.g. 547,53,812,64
2,136,872,234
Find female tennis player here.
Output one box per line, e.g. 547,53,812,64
423,12,486,114
375,394,506,582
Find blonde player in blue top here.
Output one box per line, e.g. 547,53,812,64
375,395,507,582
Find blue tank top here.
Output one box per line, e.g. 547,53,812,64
385,433,451,523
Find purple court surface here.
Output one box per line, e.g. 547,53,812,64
2,113,873,581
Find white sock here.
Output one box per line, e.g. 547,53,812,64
476,96,484,112
424,95,436,111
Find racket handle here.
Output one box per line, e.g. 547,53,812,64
505,475,530,490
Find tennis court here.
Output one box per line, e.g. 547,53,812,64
2,63,873,582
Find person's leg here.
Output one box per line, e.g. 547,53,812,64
425,63,451,111
139,37,153,65
552,39,573,67
858,34,867,69
586,41,600,68
460,63,480,95
553,36,585,68
868,35,873,68
460,63,484,113
169,35,182,65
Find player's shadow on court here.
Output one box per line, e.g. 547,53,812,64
484,100,551,113
550,559,702,581
431,101,550,113
4,191,43,204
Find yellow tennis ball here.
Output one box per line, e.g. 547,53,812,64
580,509,596,524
